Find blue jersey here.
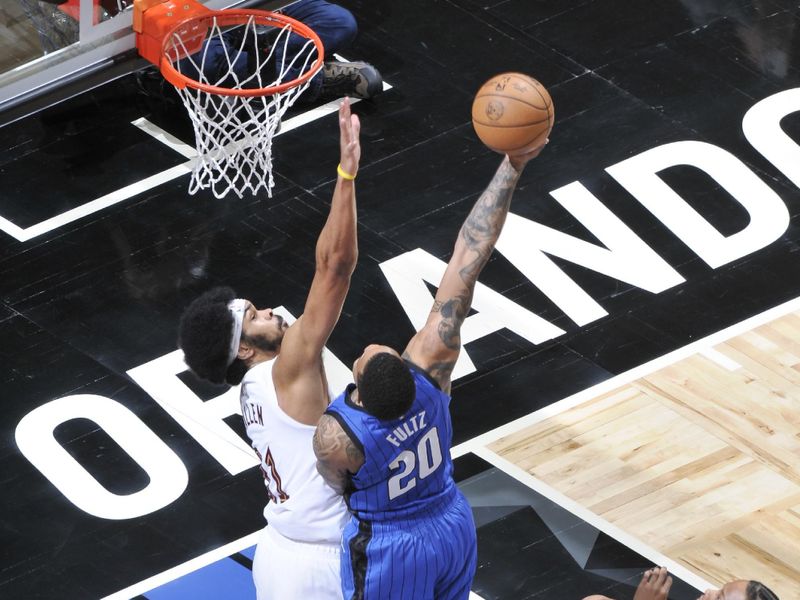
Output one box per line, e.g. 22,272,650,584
326,361,477,599
325,362,458,522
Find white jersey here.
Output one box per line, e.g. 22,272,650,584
240,360,348,544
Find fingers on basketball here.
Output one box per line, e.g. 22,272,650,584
471,72,555,156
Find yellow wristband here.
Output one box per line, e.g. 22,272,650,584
337,164,356,180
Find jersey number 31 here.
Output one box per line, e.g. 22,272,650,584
387,428,443,500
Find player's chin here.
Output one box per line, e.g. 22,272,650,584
276,324,289,345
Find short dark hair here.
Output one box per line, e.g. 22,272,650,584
748,581,780,600
358,352,415,421
178,286,247,386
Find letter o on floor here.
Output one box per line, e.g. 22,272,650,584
15,394,189,520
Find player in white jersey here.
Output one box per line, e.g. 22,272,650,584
177,99,361,600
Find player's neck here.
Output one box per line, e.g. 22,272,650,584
350,387,363,407
247,347,279,369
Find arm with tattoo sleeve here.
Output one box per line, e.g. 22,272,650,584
403,146,547,393
313,414,365,494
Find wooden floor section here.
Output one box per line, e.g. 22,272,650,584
491,312,800,599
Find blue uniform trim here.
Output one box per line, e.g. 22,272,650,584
324,387,365,456
402,359,441,391
347,520,372,600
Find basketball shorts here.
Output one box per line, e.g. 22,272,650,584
252,524,342,600
340,493,477,600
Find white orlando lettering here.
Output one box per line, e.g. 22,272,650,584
16,87,799,521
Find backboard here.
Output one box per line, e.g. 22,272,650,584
0,0,287,124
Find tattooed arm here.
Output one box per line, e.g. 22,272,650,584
313,414,365,494
402,146,547,393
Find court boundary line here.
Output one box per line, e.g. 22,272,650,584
0,57,392,243
473,447,713,592
101,531,260,600
451,294,800,458
102,294,800,599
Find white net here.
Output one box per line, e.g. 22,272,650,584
163,14,322,199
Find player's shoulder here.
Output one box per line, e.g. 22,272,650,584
240,360,273,394
404,360,442,391
326,384,361,417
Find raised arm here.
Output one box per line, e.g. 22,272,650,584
402,145,547,393
274,99,360,393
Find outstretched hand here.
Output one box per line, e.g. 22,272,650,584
339,97,361,179
633,567,673,600
507,137,549,173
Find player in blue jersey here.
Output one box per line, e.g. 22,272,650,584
312,139,548,599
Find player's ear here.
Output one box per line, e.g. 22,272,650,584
237,341,254,361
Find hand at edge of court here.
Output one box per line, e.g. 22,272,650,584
633,567,673,600
507,138,548,173
339,97,361,179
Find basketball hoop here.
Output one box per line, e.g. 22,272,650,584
134,0,324,198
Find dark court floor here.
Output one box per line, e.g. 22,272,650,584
1,0,799,598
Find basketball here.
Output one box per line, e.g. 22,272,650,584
471,72,554,155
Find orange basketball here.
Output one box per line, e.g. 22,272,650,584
471,72,554,155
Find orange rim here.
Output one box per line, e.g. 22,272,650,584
159,9,324,96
